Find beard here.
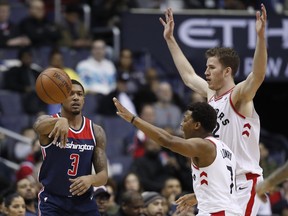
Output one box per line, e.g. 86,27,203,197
71,110,81,115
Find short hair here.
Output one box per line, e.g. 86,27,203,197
205,47,240,77
187,102,217,132
71,79,85,93
3,192,22,208
121,190,142,206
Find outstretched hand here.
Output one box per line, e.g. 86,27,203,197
256,3,267,39
255,180,271,202
113,97,135,124
175,193,197,214
159,8,175,40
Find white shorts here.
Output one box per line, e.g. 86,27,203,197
236,173,263,216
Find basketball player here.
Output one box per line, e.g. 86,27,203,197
159,4,267,215
113,97,241,215
256,161,288,202
33,79,108,216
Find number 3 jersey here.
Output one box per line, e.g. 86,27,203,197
191,137,241,215
38,114,96,197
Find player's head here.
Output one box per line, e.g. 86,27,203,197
205,47,240,77
181,102,216,139
62,79,85,115
71,79,85,93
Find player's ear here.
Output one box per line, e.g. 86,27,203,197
224,67,232,76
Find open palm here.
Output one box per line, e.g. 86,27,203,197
255,4,267,39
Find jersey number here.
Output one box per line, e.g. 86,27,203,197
226,165,234,194
68,154,80,176
212,122,220,138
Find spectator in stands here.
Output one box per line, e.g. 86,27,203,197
19,0,61,47
141,191,165,216
3,47,46,114
114,190,144,216
161,177,182,216
130,135,180,192
94,186,112,216
121,172,143,195
116,49,145,97
2,192,26,216
59,4,92,48
0,0,30,47
129,104,155,158
48,48,81,81
13,127,36,162
16,178,38,216
98,72,137,116
76,39,116,95
106,178,120,215
133,67,159,114
153,82,182,135
259,141,278,178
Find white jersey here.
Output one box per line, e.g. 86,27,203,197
208,88,262,176
191,137,241,216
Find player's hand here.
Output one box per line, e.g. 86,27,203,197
48,117,69,148
255,3,267,39
175,193,197,213
255,180,271,202
159,8,175,41
69,176,92,196
113,97,135,123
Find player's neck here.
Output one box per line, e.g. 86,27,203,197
61,112,83,129
215,83,235,98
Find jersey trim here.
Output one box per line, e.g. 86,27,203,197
209,87,235,102
229,93,245,119
89,120,96,146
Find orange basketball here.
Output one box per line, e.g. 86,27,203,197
35,67,72,104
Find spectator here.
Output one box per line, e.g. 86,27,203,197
98,72,137,116
133,67,159,114
76,39,116,95
106,178,120,215
129,104,155,158
19,0,61,47
0,0,30,47
153,82,182,135
16,178,38,216
94,186,112,216
259,141,278,178
130,136,180,192
2,192,26,216
47,48,81,114
120,172,143,194
3,47,46,115
59,4,92,48
116,49,145,97
141,191,165,216
114,190,144,216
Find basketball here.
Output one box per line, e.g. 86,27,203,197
35,67,72,104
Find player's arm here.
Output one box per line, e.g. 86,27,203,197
256,160,288,202
159,8,209,97
69,124,108,196
91,124,109,186
33,114,69,147
233,4,267,103
113,97,213,158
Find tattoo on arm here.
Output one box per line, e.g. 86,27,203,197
93,125,108,173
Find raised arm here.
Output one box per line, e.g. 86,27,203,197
69,124,108,196
33,115,69,147
113,97,211,158
159,8,209,97
256,161,288,202
234,4,267,102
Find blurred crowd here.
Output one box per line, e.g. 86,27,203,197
1,0,288,215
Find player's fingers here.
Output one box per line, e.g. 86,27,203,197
48,128,56,139
52,131,59,144
60,133,66,148
159,17,166,26
261,3,267,20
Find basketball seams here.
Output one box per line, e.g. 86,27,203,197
35,68,72,104
40,74,59,104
